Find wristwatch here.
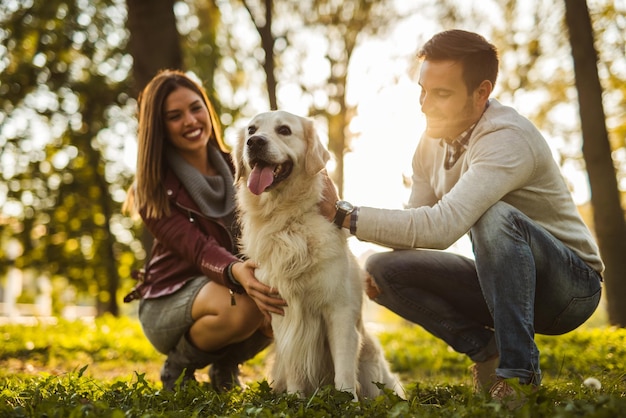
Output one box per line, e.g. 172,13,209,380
334,200,354,228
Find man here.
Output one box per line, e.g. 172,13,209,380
325,29,603,403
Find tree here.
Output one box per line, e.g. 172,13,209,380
242,0,278,110
0,0,138,315
289,0,401,196
0,0,224,316
125,0,183,257
126,0,183,94
2,0,624,321
125,0,223,255
564,0,626,326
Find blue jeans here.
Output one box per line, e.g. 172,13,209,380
365,202,602,385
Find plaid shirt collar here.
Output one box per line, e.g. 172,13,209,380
441,123,477,170
440,102,490,170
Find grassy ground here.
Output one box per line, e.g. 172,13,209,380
0,305,625,417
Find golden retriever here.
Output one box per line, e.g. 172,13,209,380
234,110,403,400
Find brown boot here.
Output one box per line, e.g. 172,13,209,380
161,335,223,391
160,359,196,391
208,362,241,392
209,330,272,392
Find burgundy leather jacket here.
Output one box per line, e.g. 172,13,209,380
126,164,243,301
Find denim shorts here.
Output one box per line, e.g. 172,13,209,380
138,276,209,354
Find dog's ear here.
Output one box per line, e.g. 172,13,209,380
233,127,247,184
303,118,330,176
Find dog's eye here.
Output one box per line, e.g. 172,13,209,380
276,125,291,136
248,126,257,135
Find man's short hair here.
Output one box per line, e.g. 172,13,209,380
418,29,499,93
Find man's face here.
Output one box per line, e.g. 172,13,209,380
418,59,486,139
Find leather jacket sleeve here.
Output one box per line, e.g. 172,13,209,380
142,206,239,288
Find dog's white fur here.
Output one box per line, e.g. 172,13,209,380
234,110,403,400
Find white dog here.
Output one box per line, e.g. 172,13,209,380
234,110,403,400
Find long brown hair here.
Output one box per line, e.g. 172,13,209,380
123,69,227,219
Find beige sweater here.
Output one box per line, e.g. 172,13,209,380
356,99,604,273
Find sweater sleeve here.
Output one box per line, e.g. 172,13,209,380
356,130,536,250
408,137,439,208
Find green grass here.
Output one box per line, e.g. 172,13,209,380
0,313,625,417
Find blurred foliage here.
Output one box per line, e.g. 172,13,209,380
0,0,140,314
0,315,160,367
0,317,625,416
1,0,625,317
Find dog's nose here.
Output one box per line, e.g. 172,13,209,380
247,135,267,153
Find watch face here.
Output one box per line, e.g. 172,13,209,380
337,200,353,212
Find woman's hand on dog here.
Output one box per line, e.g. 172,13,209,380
232,260,287,319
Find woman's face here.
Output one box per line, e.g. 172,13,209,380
163,86,212,157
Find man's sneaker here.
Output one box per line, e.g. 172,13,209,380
469,355,499,394
489,378,537,409
489,378,516,399
209,363,241,392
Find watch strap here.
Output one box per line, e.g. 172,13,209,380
333,209,348,228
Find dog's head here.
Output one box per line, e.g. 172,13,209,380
234,110,330,195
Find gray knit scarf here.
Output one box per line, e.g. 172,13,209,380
166,144,236,220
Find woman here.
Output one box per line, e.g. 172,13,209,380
123,69,285,391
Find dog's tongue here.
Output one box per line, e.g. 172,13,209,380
247,164,275,195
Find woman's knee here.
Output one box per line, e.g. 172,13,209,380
211,293,262,333
229,295,264,331
191,298,262,350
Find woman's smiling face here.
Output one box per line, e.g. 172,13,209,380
163,86,212,157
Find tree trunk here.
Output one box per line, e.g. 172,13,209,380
126,0,184,94
126,0,184,264
243,0,278,110
564,0,626,327
261,0,277,110
94,149,120,317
